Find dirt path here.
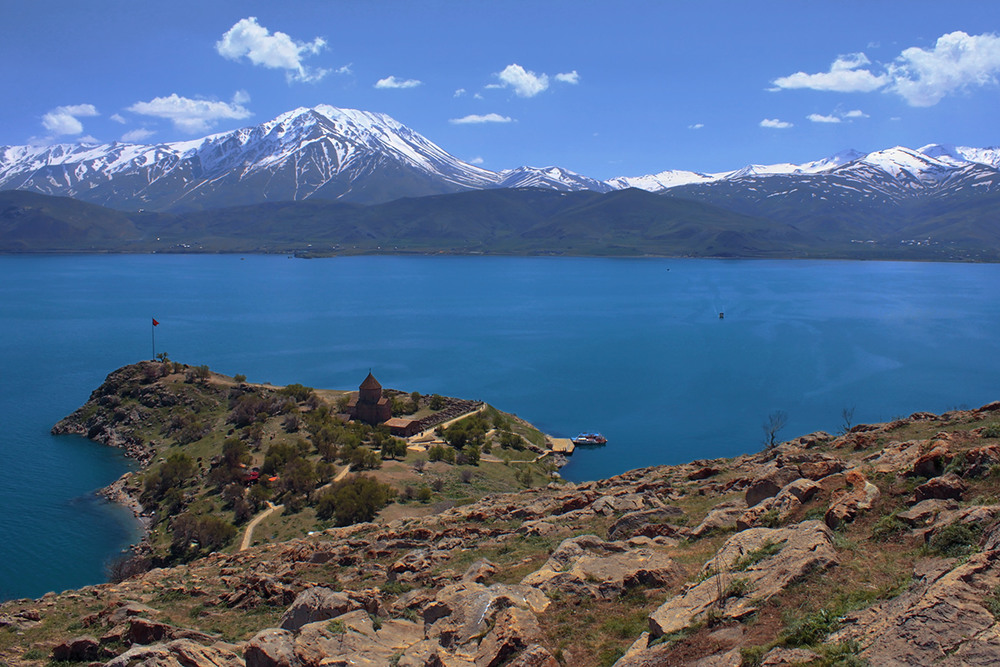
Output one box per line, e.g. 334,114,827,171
239,464,353,551
239,501,282,551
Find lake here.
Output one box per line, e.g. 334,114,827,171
2,254,999,600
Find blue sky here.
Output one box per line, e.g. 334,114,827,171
2,1,999,179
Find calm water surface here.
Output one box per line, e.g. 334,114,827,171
2,255,999,600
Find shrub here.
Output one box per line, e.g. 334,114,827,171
871,512,908,541
233,373,247,383
782,608,839,647
279,383,314,402
416,486,433,503
982,424,1000,439
929,522,981,557
105,552,151,583
315,475,396,525
170,513,237,555
429,394,445,410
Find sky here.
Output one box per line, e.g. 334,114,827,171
2,1,999,180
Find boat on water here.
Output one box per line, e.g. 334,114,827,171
572,432,607,446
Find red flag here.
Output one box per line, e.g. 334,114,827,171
152,318,159,326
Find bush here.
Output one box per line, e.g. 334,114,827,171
279,383,314,402
105,552,151,583
171,513,237,555
929,522,982,557
429,394,445,410
782,608,839,647
233,373,247,383
315,475,396,525
871,512,908,542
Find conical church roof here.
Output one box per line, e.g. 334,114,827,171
360,372,382,390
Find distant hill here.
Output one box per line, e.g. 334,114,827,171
0,190,140,251
2,187,998,260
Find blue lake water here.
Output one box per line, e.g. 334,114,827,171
2,254,999,600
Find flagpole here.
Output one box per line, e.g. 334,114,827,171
151,318,156,360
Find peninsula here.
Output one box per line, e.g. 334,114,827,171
2,363,1000,665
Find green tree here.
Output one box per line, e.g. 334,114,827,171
315,475,396,525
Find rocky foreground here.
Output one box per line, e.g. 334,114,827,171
5,404,1000,666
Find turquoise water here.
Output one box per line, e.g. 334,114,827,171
2,254,999,600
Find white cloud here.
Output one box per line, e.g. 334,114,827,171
843,109,869,118
807,113,841,123
78,135,99,145
449,113,514,125
889,31,1000,106
41,104,99,135
454,88,467,98
772,53,889,93
473,93,484,100
772,32,1000,107
110,113,127,124
122,128,155,142
336,63,353,75
127,93,252,133
688,123,704,130
496,64,549,97
374,75,422,89
216,16,328,83
760,118,793,129
469,156,485,164
555,70,580,84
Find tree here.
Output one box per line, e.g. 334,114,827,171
381,438,407,460
315,475,395,525
762,410,789,449
429,394,445,410
839,406,856,435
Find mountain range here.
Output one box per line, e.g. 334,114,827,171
1,105,999,259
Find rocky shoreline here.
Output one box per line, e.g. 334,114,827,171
4,400,1000,664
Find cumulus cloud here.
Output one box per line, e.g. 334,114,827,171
127,93,252,133
374,75,422,89
772,31,1000,107
469,156,485,164
807,113,841,123
454,88,467,98
760,118,793,129
688,123,704,130
41,104,99,135
843,109,869,118
216,16,328,83
110,113,127,124
555,70,580,84
772,53,889,93
449,113,514,125
496,64,549,97
336,63,353,75
122,128,155,142
889,31,1000,106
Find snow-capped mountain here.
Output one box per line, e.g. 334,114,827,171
0,104,998,214
0,106,597,210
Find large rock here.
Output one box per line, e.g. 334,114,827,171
911,473,966,503
51,635,100,662
607,507,685,541
106,638,244,667
279,587,374,632
423,581,550,649
744,464,802,507
245,628,299,667
691,503,746,539
824,471,880,529
475,607,543,667
293,610,425,666
520,535,680,599
648,521,838,637
831,549,1000,665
